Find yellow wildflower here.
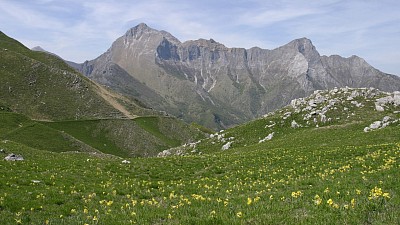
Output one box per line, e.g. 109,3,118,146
383,192,390,199
368,187,383,200
210,210,216,217
247,197,252,205
351,198,356,208
313,194,322,205
291,191,302,198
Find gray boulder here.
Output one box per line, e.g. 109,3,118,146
221,141,233,150
291,120,300,128
259,132,274,143
369,121,382,130
4,153,24,161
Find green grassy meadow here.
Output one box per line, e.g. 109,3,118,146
0,112,205,158
0,134,398,224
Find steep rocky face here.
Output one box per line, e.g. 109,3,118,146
80,23,400,129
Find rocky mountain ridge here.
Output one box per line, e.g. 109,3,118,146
80,23,400,129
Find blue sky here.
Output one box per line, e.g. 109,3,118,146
1,0,399,75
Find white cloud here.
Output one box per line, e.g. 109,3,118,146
0,1,64,29
0,0,398,75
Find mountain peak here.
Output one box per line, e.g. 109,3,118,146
288,37,315,53
31,46,47,52
136,22,149,30
124,23,155,39
123,23,180,44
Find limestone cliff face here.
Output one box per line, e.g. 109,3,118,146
80,23,400,129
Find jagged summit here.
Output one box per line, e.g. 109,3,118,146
291,37,316,54
124,23,154,39
123,23,180,44
79,23,400,129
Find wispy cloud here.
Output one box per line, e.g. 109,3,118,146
0,1,64,29
0,0,399,75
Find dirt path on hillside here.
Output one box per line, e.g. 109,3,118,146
94,83,136,119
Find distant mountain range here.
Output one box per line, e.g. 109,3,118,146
55,23,400,128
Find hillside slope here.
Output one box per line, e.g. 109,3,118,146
0,31,150,120
163,87,400,155
0,110,206,157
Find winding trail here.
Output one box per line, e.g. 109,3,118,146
93,83,137,119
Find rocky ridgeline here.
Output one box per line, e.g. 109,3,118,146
158,87,399,157
80,23,400,129
288,87,399,127
255,87,398,146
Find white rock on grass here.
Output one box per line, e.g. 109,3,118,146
157,150,172,157
265,121,276,128
351,101,363,107
375,104,384,111
383,116,391,123
291,120,300,128
259,132,274,143
394,91,400,105
4,153,24,161
364,116,399,132
369,121,381,130
320,114,327,123
221,142,233,150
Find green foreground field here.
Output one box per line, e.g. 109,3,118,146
0,131,399,224
1,88,399,224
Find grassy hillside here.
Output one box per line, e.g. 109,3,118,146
0,31,150,120
43,116,206,157
0,111,205,158
177,87,400,155
0,112,93,153
0,87,398,224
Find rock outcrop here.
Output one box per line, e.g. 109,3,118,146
4,153,24,161
158,87,400,156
